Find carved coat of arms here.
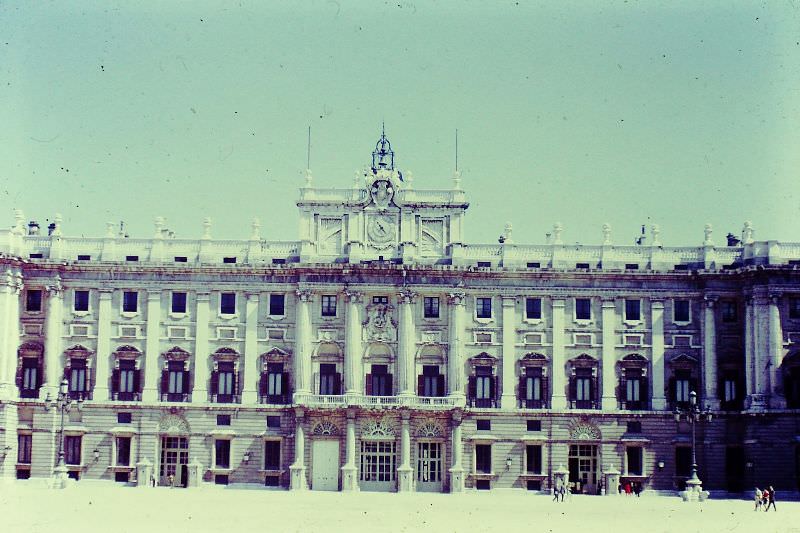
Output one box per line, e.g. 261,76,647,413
363,303,397,342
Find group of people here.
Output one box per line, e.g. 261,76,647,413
754,486,777,512
618,481,642,496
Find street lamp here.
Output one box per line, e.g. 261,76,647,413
673,390,712,500
44,377,82,489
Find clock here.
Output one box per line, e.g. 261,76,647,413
367,215,396,246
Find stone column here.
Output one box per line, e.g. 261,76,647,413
744,298,757,405
43,280,64,399
397,410,413,491
500,296,517,410
1,270,22,396
294,290,313,398
601,298,617,410
192,292,210,403
754,296,770,398
397,290,416,397
449,411,464,493
702,297,718,409
551,299,567,410
341,409,359,491
142,291,162,403
447,292,466,399
242,293,260,404
290,408,308,490
94,289,113,401
768,293,784,408
651,299,666,410
344,291,363,396
0,404,18,483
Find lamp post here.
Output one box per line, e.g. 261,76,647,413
45,377,81,489
673,390,712,501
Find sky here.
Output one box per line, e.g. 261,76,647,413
1,1,799,247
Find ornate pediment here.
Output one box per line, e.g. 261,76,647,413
363,303,397,342
159,413,190,435
311,419,340,436
114,345,142,359
469,352,498,365
568,420,601,441
415,419,444,438
18,342,43,357
163,346,191,361
261,347,291,365
361,417,395,439
64,344,92,358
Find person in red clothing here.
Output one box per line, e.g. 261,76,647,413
624,482,632,496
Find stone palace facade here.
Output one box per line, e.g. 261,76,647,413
1,134,800,494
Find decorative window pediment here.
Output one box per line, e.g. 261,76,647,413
261,347,290,367
18,342,43,358
670,353,698,369
64,344,93,359
311,419,340,436
114,345,142,359
520,352,549,376
568,420,601,441
314,341,343,361
415,419,444,438
469,352,498,365
163,346,191,362
619,353,648,376
361,417,395,439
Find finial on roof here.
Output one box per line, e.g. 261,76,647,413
703,223,714,246
371,126,394,171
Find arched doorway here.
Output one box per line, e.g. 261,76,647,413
567,421,601,494
158,414,190,487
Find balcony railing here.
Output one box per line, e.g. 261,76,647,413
468,397,498,408
519,399,548,409
293,394,465,409
618,400,649,411
210,393,241,404
293,394,346,406
260,394,291,405
569,400,599,410
161,392,191,402
68,391,93,401
19,388,40,399
112,391,141,402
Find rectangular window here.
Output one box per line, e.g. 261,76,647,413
65,435,82,465
266,416,281,429
116,437,131,466
626,377,640,402
476,297,492,319
321,295,337,317
125,255,139,262
476,419,491,431
527,262,540,268
421,365,443,397
223,257,236,264
74,290,90,312
721,301,737,323
215,440,231,469
675,370,691,403
626,421,642,433
68,358,87,397
77,254,91,261
117,412,132,424
526,445,542,474
217,414,231,426
220,292,236,315
216,362,235,399
174,256,188,263
319,363,338,395
575,298,591,320
25,290,42,312
373,296,389,304
475,366,493,400
423,297,440,318
626,447,643,476
122,291,138,313
118,360,136,397
21,358,39,395
523,367,544,407
417,442,442,483
625,299,641,321
674,300,690,322
18,434,32,464
269,294,285,316
525,298,542,320
526,420,541,432
625,263,639,270
790,298,800,320
171,292,187,314
368,364,391,396
264,441,280,470
167,361,185,395
475,444,492,474
360,441,397,482
265,363,284,399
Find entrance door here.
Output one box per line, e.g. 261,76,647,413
359,440,397,491
568,444,598,494
312,439,340,491
416,442,444,492
160,436,189,487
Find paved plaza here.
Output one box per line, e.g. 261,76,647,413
1,483,797,533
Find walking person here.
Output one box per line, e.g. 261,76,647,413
553,482,561,503
765,486,777,512
754,487,763,511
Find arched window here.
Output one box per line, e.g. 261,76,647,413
568,354,599,410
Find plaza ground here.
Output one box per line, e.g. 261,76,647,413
1,483,797,533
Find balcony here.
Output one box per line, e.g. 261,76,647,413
160,392,191,402
292,394,465,409
19,388,40,399
112,392,141,402
518,399,548,409
68,391,93,401
210,393,241,404
569,400,599,410
468,398,498,409
293,394,346,407
260,394,291,405
618,400,649,411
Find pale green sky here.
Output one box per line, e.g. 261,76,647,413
1,1,798,246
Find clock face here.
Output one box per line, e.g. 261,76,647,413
367,215,396,246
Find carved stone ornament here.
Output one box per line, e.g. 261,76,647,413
261,347,290,368
64,344,93,359
369,179,395,209
159,413,190,435
311,419,340,436
362,417,395,438
296,289,314,303
568,420,601,441
212,347,240,362
363,303,397,342
163,346,191,361
448,292,466,306
416,419,444,438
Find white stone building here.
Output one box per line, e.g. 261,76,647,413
1,133,800,494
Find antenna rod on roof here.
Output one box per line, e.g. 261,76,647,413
307,125,311,170
455,129,459,172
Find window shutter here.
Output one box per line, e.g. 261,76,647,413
518,376,527,401
417,375,425,396
37,360,43,388
365,374,373,396
387,374,393,396
313,372,320,394
333,373,342,395
235,370,242,396
490,376,497,400
111,369,120,394
541,377,549,406
15,363,22,388
590,377,597,403
63,365,70,382
88,366,95,393
668,377,676,402
210,371,219,398
437,374,445,397
134,369,142,393
640,378,649,407
618,377,626,404
468,376,477,399
161,370,169,396
281,372,290,397
182,370,191,395
568,377,577,401
259,373,267,396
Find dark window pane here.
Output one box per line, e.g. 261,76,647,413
217,415,231,426
117,412,132,424
476,298,492,319
269,294,285,316
171,292,187,313
220,293,236,315
476,445,492,473
575,298,591,320
122,291,138,313
674,300,690,322
525,298,541,320
321,295,337,317
26,290,42,312
264,441,281,470
215,440,231,468
424,297,440,318
74,290,90,311
625,299,641,321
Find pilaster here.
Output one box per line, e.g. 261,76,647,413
449,411,464,493
702,296,718,409
242,293,260,404
43,280,64,398
447,292,466,399
397,289,416,397
397,411,413,491
94,289,113,401
650,299,666,410
600,298,616,411
344,291,363,396
192,292,210,403
0,403,18,483
341,409,359,491
293,289,313,397
551,299,567,410
290,408,308,490
768,293,785,408
142,291,162,403
500,296,517,410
